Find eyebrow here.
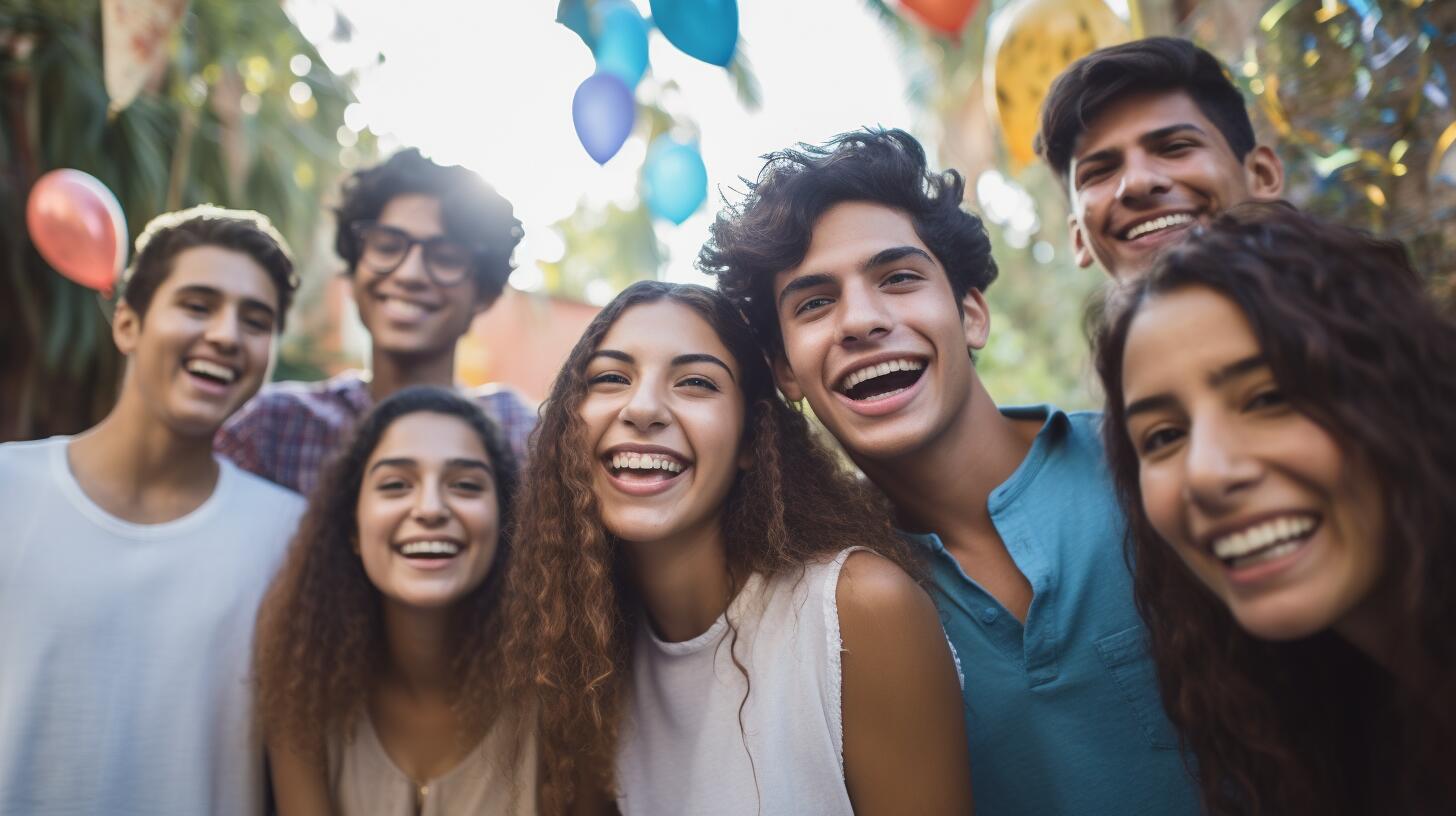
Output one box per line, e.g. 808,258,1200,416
588,349,737,382
1123,354,1269,421
1075,123,1209,172
174,284,278,321
775,245,934,310
367,456,493,474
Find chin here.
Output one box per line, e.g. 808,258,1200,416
1230,601,1336,642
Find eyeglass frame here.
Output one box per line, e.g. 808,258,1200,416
349,221,484,288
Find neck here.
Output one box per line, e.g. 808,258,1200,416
1335,583,1409,683
369,348,457,404
66,387,220,523
380,599,456,699
628,520,734,643
855,381,1036,544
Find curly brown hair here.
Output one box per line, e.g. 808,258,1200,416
1094,202,1456,814
253,386,520,757
495,281,923,813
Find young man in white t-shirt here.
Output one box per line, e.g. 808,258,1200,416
0,206,306,814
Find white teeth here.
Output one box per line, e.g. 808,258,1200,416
1125,213,1194,240
609,453,685,473
840,358,926,391
399,540,461,557
185,359,236,383
1211,515,1316,561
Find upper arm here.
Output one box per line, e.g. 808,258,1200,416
268,734,336,816
837,551,973,815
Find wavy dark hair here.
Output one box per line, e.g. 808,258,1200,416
1094,202,1456,814
254,386,520,755
496,281,923,814
1036,37,1256,186
699,127,997,356
333,147,523,303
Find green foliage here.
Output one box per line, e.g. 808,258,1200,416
0,0,371,440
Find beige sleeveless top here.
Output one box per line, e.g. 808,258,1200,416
327,710,537,815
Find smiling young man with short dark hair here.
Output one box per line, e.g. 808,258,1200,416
1036,36,1285,280
702,128,1200,814
0,206,306,813
217,149,536,494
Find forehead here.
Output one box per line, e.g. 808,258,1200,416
598,300,737,368
1123,286,1259,392
1073,89,1232,158
774,201,935,290
376,193,445,236
369,411,486,463
159,245,279,308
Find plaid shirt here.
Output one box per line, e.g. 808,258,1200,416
214,371,537,496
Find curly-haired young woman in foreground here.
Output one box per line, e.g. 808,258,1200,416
255,386,532,814
1096,203,1456,815
497,281,972,815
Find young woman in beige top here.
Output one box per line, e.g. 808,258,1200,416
254,386,534,815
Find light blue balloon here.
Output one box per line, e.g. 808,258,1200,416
649,0,738,67
572,73,636,165
644,137,707,224
594,0,649,87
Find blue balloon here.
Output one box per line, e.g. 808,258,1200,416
643,137,708,224
573,73,637,165
649,0,738,67
594,0,649,87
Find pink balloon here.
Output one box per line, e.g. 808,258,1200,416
26,169,128,293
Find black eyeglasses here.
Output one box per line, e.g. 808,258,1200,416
351,222,479,287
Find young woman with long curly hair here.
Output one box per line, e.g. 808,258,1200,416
1095,202,1456,814
497,281,971,815
254,386,533,814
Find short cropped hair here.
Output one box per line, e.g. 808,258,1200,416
1035,37,1256,186
700,127,997,356
121,205,298,332
334,148,523,303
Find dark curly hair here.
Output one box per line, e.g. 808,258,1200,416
334,148,523,303
1036,37,1256,186
699,127,997,355
254,385,520,757
122,205,298,331
1094,202,1456,814
494,281,924,813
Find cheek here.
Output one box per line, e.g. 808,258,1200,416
1138,460,1186,543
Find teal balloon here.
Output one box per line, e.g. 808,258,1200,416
573,73,636,164
644,138,708,224
557,0,595,49
649,0,738,67
594,0,649,87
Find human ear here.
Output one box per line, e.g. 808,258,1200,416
960,289,991,351
1068,214,1095,269
772,353,805,403
1245,145,1285,199
112,301,141,355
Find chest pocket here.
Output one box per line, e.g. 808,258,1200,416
1096,625,1181,750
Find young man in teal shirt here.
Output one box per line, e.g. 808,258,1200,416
701,129,1199,813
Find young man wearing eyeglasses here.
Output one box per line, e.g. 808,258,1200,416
216,149,536,495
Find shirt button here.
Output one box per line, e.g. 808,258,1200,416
981,607,998,624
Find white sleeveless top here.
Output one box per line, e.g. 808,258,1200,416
615,548,863,816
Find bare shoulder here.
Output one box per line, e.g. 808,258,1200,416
835,550,940,638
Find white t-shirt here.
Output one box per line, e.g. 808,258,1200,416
615,548,863,816
0,436,305,815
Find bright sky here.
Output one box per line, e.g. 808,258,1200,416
291,0,918,298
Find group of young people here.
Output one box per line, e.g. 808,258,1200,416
1,35,1451,816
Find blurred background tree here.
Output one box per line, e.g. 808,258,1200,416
0,0,374,442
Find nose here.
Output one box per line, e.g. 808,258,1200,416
835,280,892,345
620,379,670,432
1182,415,1263,512
411,479,449,525
1116,150,1172,206
388,243,430,289
204,305,242,353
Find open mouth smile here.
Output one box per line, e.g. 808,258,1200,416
835,357,926,403
393,538,465,569
1119,212,1196,242
1205,513,1320,571
376,292,441,322
601,447,691,496
183,357,240,393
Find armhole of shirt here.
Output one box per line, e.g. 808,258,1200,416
822,545,870,779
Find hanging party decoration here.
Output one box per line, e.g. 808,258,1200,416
594,0,651,87
557,0,598,50
26,169,129,293
986,0,1130,169
899,0,980,39
102,0,189,114
573,72,638,164
643,136,708,224
649,0,738,67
